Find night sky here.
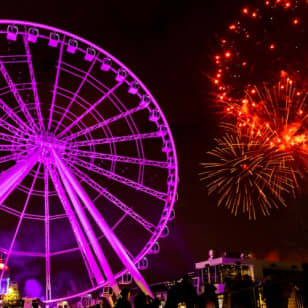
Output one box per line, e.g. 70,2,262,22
1,0,308,285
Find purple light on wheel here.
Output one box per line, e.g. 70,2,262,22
0,20,178,303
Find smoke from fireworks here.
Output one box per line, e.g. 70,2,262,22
201,0,308,218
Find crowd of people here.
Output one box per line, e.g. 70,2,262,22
112,273,307,308
113,288,160,308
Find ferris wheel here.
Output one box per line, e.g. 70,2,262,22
0,20,178,303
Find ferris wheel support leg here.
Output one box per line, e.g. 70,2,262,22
48,166,105,288
52,149,154,298
54,170,120,295
0,149,40,204
51,156,121,295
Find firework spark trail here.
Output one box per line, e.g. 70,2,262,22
200,133,296,219
222,80,308,153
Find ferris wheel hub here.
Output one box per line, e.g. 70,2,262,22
32,132,66,161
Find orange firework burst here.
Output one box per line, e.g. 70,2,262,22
200,132,297,219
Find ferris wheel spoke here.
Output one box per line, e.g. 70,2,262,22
68,156,168,201
51,149,153,297
0,149,40,205
54,57,97,134
0,133,19,144
69,149,169,169
70,131,163,148
0,144,29,151
0,151,30,164
48,165,105,288
0,98,34,133
0,163,41,282
65,162,156,234
62,105,143,141
50,159,120,294
47,39,65,131
0,118,31,137
23,34,44,131
57,82,123,138
0,131,27,144
0,60,38,131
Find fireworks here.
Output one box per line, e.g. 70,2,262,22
201,0,308,218
212,0,308,93
200,132,296,219
223,78,308,156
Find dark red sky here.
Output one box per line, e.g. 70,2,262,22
1,0,308,284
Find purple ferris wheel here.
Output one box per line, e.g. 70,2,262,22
0,20,178,302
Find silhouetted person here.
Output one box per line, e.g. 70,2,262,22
199,283,218,308
238,275,254,308
148,296,160,308
302,264,308,307
101,296,112,308
263,275,291,308
114,288,132,308
134,290,147,308
280,281,292,308
230,273,242,308
179,275,198,308
165,282,181,308
263,276,279,308
223,278,232,308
